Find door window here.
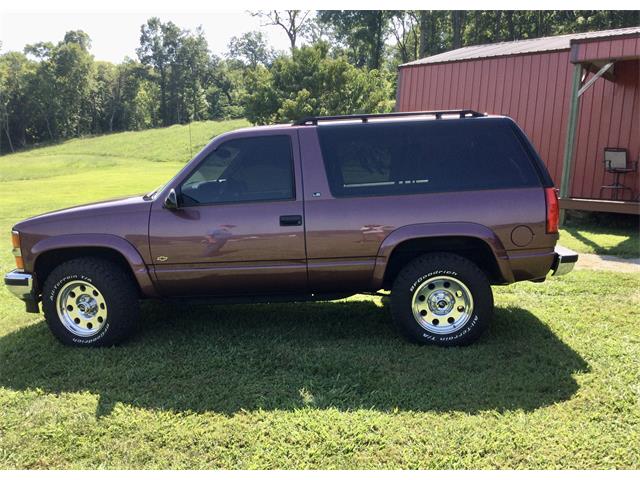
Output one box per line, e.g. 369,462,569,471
181,135,295,205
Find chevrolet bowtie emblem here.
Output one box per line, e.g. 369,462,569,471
156,256,168,262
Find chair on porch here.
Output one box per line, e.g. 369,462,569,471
600,148,637,201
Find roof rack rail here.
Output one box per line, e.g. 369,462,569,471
293,109,485,126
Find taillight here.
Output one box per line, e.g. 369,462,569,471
11,230,24,269
545,188,559,234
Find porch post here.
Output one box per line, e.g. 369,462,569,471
559,63,584,225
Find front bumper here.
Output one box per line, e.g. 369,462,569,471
551,246,579,276
4,270,39,313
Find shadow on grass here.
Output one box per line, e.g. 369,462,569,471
566,226,639,257
0,300,588,416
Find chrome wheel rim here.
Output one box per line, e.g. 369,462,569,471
56,280,108,337
411,275,474,334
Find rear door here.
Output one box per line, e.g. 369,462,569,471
149,131,307,296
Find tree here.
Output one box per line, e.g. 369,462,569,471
418,11,450,58
227,31,274,68
116,59,153,130
23,31,94,140
242,43,394,125
175,27,211,122
252,10,312,51
206,56,245,119
317,11,391,70
63,30,92,51
0,52,34,152
91,61,118,133
136,17,181,125
3,11,640,154
389,11,420,64
451,11,466,48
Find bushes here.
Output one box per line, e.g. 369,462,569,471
243,44,395,125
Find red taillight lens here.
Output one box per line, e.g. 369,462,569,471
545,187,559,234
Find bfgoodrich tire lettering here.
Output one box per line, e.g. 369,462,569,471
390,253,493,346
42,257,140,347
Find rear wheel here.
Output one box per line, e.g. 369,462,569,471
42,257,139,347
390,253,493,346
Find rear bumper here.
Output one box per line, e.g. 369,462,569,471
4,270,39,313
551,246,579,276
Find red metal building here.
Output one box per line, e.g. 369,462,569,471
396,26,640,214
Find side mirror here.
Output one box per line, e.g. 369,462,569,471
163,188,180,210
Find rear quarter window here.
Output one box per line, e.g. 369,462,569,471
317,118,541,197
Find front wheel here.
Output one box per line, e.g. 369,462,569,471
390,253,493,346
42,257,140,347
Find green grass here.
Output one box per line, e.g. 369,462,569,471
0,122,639,468
559,222,639,258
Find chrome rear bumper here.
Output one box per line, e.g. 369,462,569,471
4,270,39,313
551,246,579,276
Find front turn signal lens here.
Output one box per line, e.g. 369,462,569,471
11,231,24,269
11,230,20,249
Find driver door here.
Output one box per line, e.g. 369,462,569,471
149,132,307,296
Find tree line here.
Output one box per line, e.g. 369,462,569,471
1,10,637,154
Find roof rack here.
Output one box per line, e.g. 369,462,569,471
293,109,485,126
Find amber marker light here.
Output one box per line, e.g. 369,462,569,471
11,231,24,270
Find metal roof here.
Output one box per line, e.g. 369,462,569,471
401,26,640,67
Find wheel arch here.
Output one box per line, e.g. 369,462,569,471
31,234,158,298
373,223,514,289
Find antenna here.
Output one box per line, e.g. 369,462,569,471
188,116,193,158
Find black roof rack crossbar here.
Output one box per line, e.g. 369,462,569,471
293,109,485,126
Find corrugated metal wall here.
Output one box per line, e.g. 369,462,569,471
397,46,639,201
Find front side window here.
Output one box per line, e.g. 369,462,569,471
181,135,295,206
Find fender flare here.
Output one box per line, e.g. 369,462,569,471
371,222,514,289
30,234,158,297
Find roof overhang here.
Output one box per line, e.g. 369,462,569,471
569,31,640,80
400,26,640,69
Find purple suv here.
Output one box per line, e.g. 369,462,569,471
5,110,577,347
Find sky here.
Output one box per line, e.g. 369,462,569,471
0,11,293,62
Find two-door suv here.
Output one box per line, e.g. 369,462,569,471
5,110,578,347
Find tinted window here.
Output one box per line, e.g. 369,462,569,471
181,135,295,205
318,118,540,197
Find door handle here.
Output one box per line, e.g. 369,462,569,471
280,215,302,226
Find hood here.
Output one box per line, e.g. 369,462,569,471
13,194,152,231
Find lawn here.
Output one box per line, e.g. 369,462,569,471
0,122,639,469
559,221,639,258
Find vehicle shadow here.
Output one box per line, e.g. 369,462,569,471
563,226,639,258
0,300,588,416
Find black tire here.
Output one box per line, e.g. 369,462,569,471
42,257,140,347
390,253,493,346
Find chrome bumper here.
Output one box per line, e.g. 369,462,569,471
551,246,579,276
4,270,39,313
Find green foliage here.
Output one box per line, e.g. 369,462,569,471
0,51,34,151
228,31,275,68
559,218,639,258
1,11,638,154
243,44,394,124
317,11,392,70
25,32,94,140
